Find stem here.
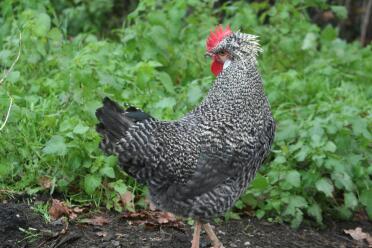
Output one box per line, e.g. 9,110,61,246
0,94,13,131
0,31,22,131
0,32,22,86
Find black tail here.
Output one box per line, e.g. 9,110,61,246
95,97,152,155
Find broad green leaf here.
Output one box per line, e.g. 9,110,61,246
256,209,265,219
73,123,89,134
42,135,67,156
276,120,298,141
290,209,303,229
0,163,11,178
273,155,286,164
48,28,63,41
84,100,102,118
158,72,175,94
109,180,127,195
331,172,354,191
285,195,308,216
351,118,371,139
234,200,244,210
324,141,336,152
302,32,317,50
100,167,115,178
337,206,352,220
315,178,334,197
34,13,51,36
8,71,20,83
148,25,168,49
360,189,372,219
59,118,76,132
250,174,269,190
294,146,309,162
154,97,176,109
187,85,203,104
307,203,322,224
105,156,117,168
285,170,301,188
344,192,358,210
331,5,347,19
241,193,257,207
310,124,324,148
320,25,337,42
98,72,115,85
311,135,323,147
84,174,101,195
367,166,372,175
0,49,11,62
224,210,241,220
147,61,163,67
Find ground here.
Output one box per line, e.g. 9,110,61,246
0,198,371,248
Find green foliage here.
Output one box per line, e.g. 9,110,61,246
239,1,372,227
0,0,371,228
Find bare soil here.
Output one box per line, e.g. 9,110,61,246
0,199,371,248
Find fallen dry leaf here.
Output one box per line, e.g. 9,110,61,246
38,176,52,189
81,216,110,226
322,11,334,21
120,191,134,209
344,227,372,247
157,212,176,224
69,212,77,220
73,207,85,213
48,199,87,221
122,211,147,219
121,210,184,230
49,199,77,220
48,199,77,220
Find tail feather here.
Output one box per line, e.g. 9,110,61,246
95,97,152,155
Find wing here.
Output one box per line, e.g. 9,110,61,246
116,120,200,185
167,142,243,201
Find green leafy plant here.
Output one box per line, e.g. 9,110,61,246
0,0,370,228
32,202,51,223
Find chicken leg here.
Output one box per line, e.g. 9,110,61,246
191,220,202,248
203,223,224,248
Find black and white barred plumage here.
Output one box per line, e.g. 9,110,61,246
96,31,275,221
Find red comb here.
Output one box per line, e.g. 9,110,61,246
206,25,232,52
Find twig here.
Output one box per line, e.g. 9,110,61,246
0,32,22,131
0,94,13,131
361,0,372,46
0,32,22,86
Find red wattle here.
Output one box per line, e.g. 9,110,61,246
211,59,223,77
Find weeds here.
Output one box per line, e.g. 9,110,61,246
0,0,370,227
32,202,51,223
18,227,40,244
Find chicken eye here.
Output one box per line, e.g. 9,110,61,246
217,51,226,56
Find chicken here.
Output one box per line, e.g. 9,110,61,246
96,25,275,248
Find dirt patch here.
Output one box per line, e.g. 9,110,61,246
0,201,371,248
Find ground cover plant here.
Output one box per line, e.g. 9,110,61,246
0,0,371,230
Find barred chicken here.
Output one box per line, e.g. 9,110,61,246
96,25,275,248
